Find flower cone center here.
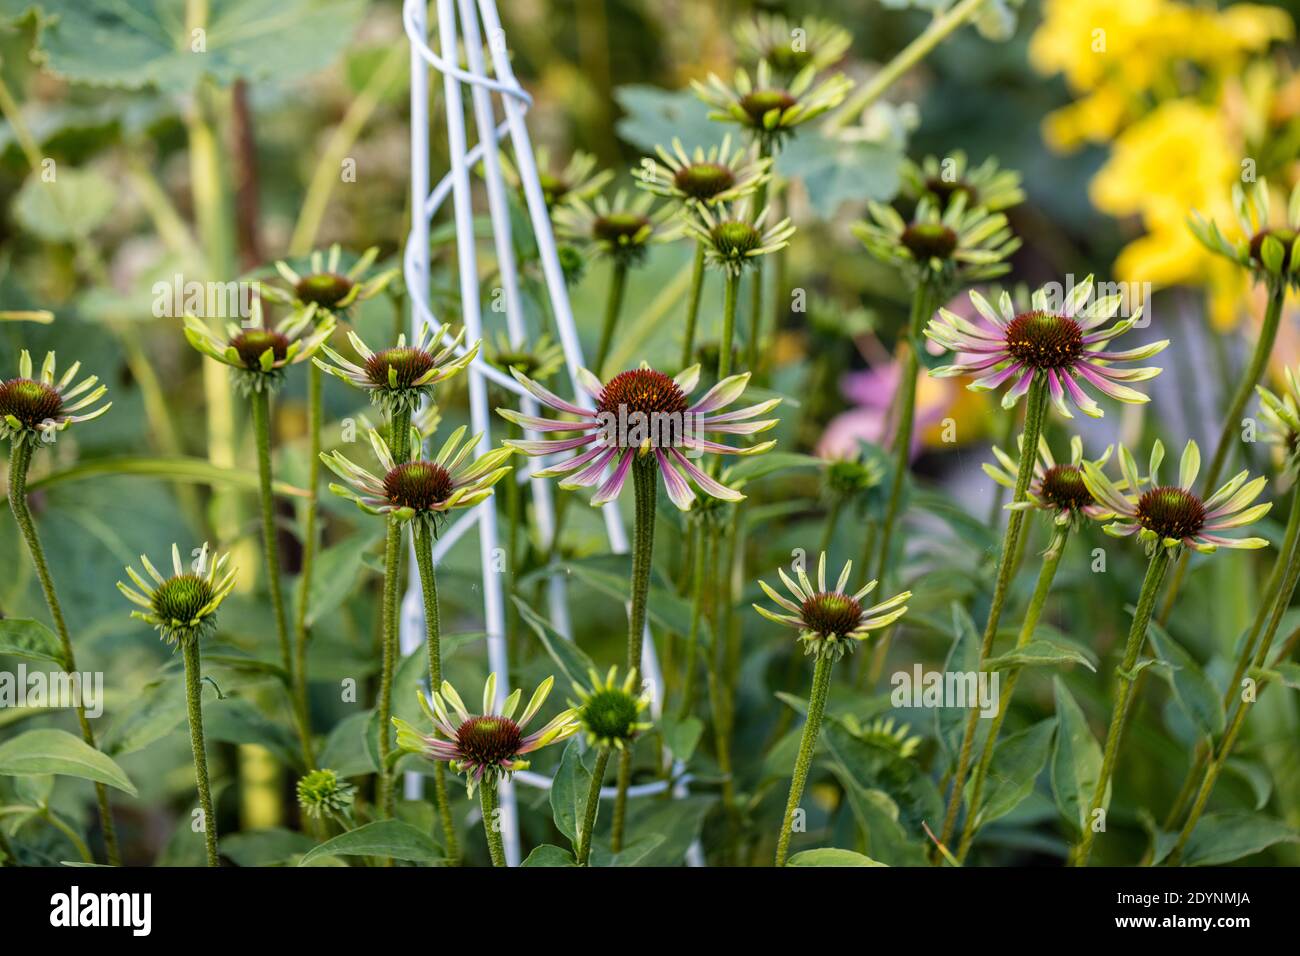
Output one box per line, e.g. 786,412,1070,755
593,212,650,243
231,330,290,369
740,88,797,122
1137,485,1206,541
455,715,523,767
800,591,862,637
296,272,354,309
1039,464,1093,511
674,162,736,201
1250,227,1297,271
581,689,640,741
1004,310,1084,370
597,369,690,447
151,574,214,624
365,347,435,388
383,461,454,511
901,222,958,261
0,378,63,428
712,221,762,257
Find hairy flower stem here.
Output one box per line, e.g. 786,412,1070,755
251,389,315,770
479,775,507,867
291,362,323,763
594,260,629,376
680,241,707,370
1159,282,1287,625
958,528,1069,861
678,523,708,719
1169,505,1300,863
1162,484,1300,834
577,747,612,865
775,652,833,866
719,272,740,381
612,455,658,851
414,526,459,863
182,640,219,866
935,376,1048,857
745,144,772,372
7,441,121,866
1073,548,1172,866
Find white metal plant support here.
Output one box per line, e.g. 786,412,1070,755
400,0,695,866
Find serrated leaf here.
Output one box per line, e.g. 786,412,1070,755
0,728,136,795
297,820,444,866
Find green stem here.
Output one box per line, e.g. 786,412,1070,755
1073,547,1171,866
377,517,402,821
678,523,708,719
775,652,833,866
958,527,1068,861
7,440,120,866
41,809,93,865
719,272,740,381
414,525,459,862
595,261,629,376
820,498,843,555
746,144,772,372
935,376,1048,856
577,747,612,865
251,389,315,768
292,362,322,766
612,456,658,852
680,241,707,370
479,776,507,867
1159,282,1287,624
825,0,993,133
183,640,219,867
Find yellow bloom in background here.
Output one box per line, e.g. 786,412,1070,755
1030,0,1169,94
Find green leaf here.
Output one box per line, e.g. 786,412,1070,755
317,711,378,778
26,455,309,498
985,639,1096,673
777,131,902,218
11,167,115,241
1267,661,1300,690
590,833,666,867
549,738,594,849
726,451,822,483
1146,620,1224,738
520,843,577,867
0,618,66,666
298,820,444,866
204,697,303,770
1180,812,1300,866
102,677,186,756
2,0,368,89
787,847,886,866
514,597,596,690
0,728,136,795
823,722,942,838
613,85,722,154
220,828,316,867
1050,678,1104,835
967,717,1056,830
622,795,714,866
935,603,982,762
295,531,377,627
827,766,927,866
660,714,703,764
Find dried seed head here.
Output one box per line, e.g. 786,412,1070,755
1004,310,1085,371
0,378,62,428
1137,485,1207,541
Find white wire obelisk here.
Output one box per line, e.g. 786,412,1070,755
401,0,691,866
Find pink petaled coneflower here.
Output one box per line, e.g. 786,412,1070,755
925,275,1168,418
393,674,578,797
1082,440,1271,555
497,362,780,510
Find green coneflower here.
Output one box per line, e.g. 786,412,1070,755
184,295,336,396
296,768,357,825
984,435,1116,541
635,135,771,210
1257,367,1300,488
853,192,1019,290
568,666,652,865
901,151,1025,214
314,321,478,417
487,330,566,382
502,146,613,211
117,543,236,648
118,543,237,868
554,188,677,268
261,243,398,317
1190,179,1300,291
733,11,852,76
759,552,911,866
0,349,110,446
842,715,922,760
694,60,852,151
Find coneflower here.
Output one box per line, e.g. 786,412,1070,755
732,12,852,76
394,674,578,866
296,769,357,828
754,553,910,865
118,544,237,867
900,151,1025,214
959,436,1114,861
694,60,852,153
261,244,397,317
554,188,679,373
1074,440,1271,866
501,146,612,211
4,349,119,865
926,276,1167,860
569,667,652,865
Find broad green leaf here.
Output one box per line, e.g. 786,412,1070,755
204,697,303,770
1,0,368,89
1147,620,1224,738
12,167,115,241
102,677,185,756
778,131,902,218
590,833,666,867
935,603,983,762
1180,812,1300,866
613,85,722,154
520,843,577,867
221,828,316,867
967,717,1055,830
827,765,927,866
514,597,596,689
0,728,136,795
27,455,309,498
623,795,713,866
317,711,378,778
1050,678,1104,835
298,820,444,866
660,714,703,764
550,738,594,849
726,451,821,483
823,722,942,837
985,639,1096,673
1267,661,1300,690
295,531,377,627
0,618,66,666
787,847,886,866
